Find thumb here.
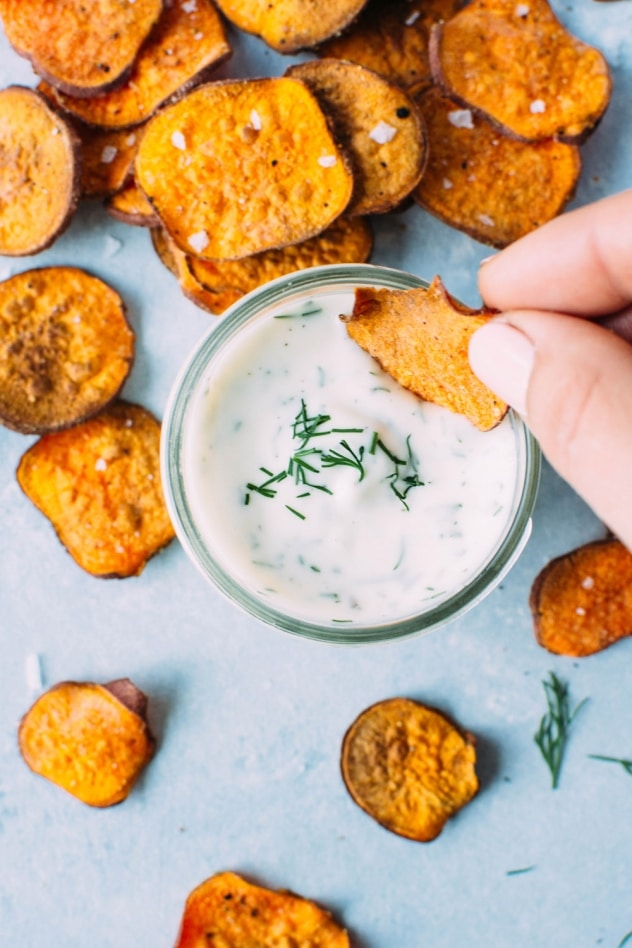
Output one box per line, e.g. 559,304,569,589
468,311,632,549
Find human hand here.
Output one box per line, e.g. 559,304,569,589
468,188,632,549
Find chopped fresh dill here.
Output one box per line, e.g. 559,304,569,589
291,398,331,446
588,754,632,776
273,303,322,319
285,505,306,520
321,440,366,481
506,866,536,877
534,672,588,789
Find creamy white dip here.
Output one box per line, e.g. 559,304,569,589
182,287,521,626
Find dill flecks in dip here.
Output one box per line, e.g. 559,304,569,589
183,289,520,626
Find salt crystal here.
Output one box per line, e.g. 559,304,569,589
101,145,118,164
478,213,495,226
318,155,337,167
25,653,43,692
104,235,122,258
575,606,586,616
126,133,137,146
530,99,546,114
250,109,262,130
194,31,203,39
189,230,209,253
95,458,107,471
369,120,397,144
581,576,595,590
515,3,530,15
171,130,186,150
405,10,421,24
448,109,474,129
182,0,197,10
442,178,453,189
51,127,60,135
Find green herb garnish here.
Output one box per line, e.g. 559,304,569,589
588,754,632,776
321,440,366,481
506,866,536,877
534,672,587,789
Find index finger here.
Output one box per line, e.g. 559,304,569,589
479,188,632,317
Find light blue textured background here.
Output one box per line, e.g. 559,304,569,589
1,4,631,946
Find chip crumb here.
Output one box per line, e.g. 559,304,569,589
171,130,186,150
369,120,398,144
448,108,474,129
188,230,209,253
100,145,118,164
530,99,546,113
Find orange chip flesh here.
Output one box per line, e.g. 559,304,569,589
319,0,465,90
16,400,175,578
286,59,427,216
412,85,581,248
0,0,164,98
174,872,350,948
135,78,354,261
343,275,508,430
0,85,81,256
42,0,231,130
105,180,160,227
341,697,478,842
430,0,612,143
18,679,155,807
214,0,368,53
530,538,632,657
0,267,135,434
75,124,141,197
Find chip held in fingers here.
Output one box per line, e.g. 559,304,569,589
430,0,612,143
136,77,354,261
174,871,350,948
341,697,479,842
0,267,134,434
18,678,155,807
530,538,632,657
0,86,81,256
17,401,175,578
343,276,508,430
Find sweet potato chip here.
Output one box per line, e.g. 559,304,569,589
0,0,164,98
214,0,368,53
41,0,231,130
341,697,478,842
530,538,632,657
0,85,81,256
76,124,141,198
286,59,427,216
151,226,238,314
105,180,160,227
18,678,155,807
17,401,175,577
0,267,134,434
319,0,464,90
342,275,508,430
174,872,350,948
135,78,354,260
430,0,612,143
412,85,581,247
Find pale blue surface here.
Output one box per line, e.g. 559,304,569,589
1,6,632,947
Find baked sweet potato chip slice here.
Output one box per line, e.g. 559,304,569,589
530,538,632,657
0,85,81,256
430,0,612,143
151,226,238,314
343,276,508,430
319,0,464,90
0,0,163,98
341,697,478,842
105,180,160,227
214,0,368,53
0,267,134,434
412,85,581,247
174,872,350,948
286,59,427,216
18,678,155,807
75,124,141,198
17,400,175,577
41,0,231,130
135,78,354,260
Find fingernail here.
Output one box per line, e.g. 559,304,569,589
468,321,534,417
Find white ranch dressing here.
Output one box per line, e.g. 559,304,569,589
183,288,520,626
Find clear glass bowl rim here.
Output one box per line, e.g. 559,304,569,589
161,263,541,645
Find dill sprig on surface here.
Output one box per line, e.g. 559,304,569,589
534,672,588,789
588,754,632,776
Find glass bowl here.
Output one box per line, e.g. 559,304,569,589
162,264,540,645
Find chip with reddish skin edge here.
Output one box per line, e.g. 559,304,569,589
412,85,581,248
0,267,135,434
135,78,354,261
286,59,427,216
40,0,231,130
530,538,632,657
342,276,508,430
0,0,164,98
174,871,350,948
105,180,160,227
341,697,479,842
429,0,612,143
319,0,465,90
0,85,81,256
214,0,368,54
17,401,175,577
18,678,155,807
